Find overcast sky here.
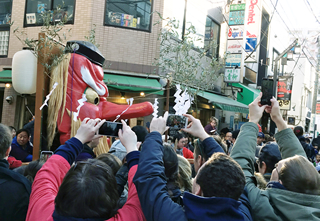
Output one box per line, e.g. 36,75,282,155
269,0,320,30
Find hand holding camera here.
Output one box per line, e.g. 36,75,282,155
182,114,209,141
150,111,169,135
118,120,137,154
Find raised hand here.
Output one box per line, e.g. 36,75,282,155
182,114,209,141
150,111,169,135
265,97,287,131
75,118,105,144
249,92,268,124
118,120,138,154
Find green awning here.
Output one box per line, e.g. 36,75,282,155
198,91,249,113
0,70,12,83
104,74,164,95
232,83,260,106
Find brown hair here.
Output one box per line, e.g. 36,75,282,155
209,116,218,126
279,155,320,195
177,155,192,192
211,135,227,153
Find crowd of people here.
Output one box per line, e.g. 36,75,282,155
1,93,320,221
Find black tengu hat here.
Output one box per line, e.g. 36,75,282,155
65,40,105,67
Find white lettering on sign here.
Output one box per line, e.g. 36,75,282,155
247,0,258,25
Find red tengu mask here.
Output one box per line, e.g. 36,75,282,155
57,42,153,144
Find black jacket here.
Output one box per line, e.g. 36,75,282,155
0,159,31,221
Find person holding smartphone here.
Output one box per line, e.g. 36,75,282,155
26,118,146,221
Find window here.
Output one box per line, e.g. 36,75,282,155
0,0,12,57
0,0,12,26
24,0,75,26
0,31,9,56
105,0,152,31
204,17,220,58
306,91,312,109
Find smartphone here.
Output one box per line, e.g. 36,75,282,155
40,151,53,162
166,114,188,129
98,121,123,137
261,78,274,106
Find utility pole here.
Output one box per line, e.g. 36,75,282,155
311,36,320,139
270,39,298,134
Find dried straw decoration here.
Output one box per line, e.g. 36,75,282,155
47,54,71,148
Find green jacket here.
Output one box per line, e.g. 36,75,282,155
231,122,320,221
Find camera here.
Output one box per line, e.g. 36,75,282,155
98,121,123,137
166,114,188,129
5,96,13,104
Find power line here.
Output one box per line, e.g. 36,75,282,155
303,0,320,25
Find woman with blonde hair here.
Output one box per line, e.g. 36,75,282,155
177,155,192,193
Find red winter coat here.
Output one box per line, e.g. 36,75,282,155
26,154,145,221
182,147,194,159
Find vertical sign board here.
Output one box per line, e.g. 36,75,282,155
277,76,293,110
244,0,262,63
224,4,246,84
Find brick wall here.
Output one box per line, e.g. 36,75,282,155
1,86,19,127
0,0,165,127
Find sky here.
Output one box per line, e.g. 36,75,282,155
265,0,320,64
267,0,320,32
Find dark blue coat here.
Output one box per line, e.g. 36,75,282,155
133,132,253,221
0,159,31,221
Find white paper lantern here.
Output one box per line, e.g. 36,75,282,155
12,49,37,94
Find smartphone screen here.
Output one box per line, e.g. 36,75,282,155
40,151,53,162
261,78,274,105
98,121,123,137
166,115,188,129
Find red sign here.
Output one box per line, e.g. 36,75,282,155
316,103,320,114
247,0,258,25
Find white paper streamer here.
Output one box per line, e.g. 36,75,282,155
40,82,58,110
152,98,159,118
173,85,192,115
113,97,134,122
73,94,87,122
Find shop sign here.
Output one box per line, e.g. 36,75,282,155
245,37,258,62
244,0,262,63
227,40,243,54
226,54,242,67
229,11,245,25
230,4,246,11
316,103,320,114
227,26,244,39
277,76,293,110
224,68,241,82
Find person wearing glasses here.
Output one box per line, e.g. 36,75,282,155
173,132,194,159
26,118,146,221
231,93,320,221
